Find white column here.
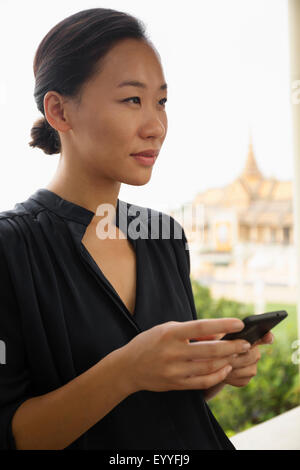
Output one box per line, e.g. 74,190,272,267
288,0,300,370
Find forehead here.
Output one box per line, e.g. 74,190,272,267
89,39,165,91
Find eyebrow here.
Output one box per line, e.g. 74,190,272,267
117,80,168,91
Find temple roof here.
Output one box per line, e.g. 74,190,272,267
240,133,263,181
192,131,293,218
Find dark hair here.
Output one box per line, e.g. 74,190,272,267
28,8,153,155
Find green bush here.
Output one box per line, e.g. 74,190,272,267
191,280,300,436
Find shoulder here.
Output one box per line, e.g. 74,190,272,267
0,206,24,241
0,198,37,224
0,202,41,254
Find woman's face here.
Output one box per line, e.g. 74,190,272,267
58,38,168,186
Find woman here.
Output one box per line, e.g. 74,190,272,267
0,8,273,450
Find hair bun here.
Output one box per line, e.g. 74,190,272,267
28,117,61,155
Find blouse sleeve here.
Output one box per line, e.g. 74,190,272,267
0,236,33,449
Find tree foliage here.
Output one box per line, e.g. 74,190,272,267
191,280,300,436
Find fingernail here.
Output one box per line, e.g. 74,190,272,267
242,342,251,351
225,365,232,374
233,321,244,330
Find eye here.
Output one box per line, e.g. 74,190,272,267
123,97,141,105
122,97,167,107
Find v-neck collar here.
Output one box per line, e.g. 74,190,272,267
28,188,126,228
26,187,152,243
23,187,142,328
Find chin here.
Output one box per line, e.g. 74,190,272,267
123,173,153,186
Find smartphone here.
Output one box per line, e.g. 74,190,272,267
221,310,288,344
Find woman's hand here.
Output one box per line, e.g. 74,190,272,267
122,318,251,394
223,331,274,387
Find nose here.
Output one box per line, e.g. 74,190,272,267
139,114,167,140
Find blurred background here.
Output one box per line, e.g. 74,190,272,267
0,0,299,449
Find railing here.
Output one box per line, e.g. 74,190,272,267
230,405,300,450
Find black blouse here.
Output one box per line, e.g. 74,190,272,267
0,188,235,450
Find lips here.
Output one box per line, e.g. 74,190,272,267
130,149,159,157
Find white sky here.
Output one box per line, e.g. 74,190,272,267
0,0,293,213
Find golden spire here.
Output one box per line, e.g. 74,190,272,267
241,130,263,180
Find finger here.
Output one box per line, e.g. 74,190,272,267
175,318,245,341
229,348,260,368
190,333,223,342
229,364,257,379
261,331,274,344
190,335,217,342
178,364,233,390
253,331,274,346
180,357,231,377
226,377,252,387
185,339,251,360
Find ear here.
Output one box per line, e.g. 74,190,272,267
43,91,72,133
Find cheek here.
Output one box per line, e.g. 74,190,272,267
88,114,135,148
163,114,168,131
